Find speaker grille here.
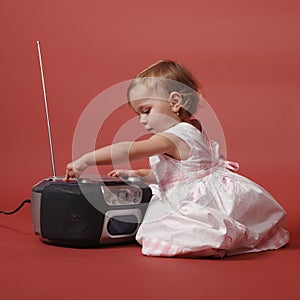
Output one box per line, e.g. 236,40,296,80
40,183,104,246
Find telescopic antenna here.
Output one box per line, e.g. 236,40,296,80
36,41,56,178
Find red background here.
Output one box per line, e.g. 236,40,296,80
0,0,299,299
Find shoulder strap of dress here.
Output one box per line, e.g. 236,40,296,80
163,122,193,140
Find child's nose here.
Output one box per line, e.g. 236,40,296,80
139,114,147,124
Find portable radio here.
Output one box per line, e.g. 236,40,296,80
31,41,152,247
31,176,151,247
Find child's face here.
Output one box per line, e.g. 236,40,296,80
129,85,180,133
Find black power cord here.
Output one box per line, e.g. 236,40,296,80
0,199,31,215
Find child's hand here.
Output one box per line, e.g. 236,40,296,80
108,169,138,179
63,156,89,182
108,169,156,184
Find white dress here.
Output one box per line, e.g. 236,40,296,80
136,122,289,257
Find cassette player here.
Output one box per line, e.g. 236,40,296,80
31,176,152,247
32,41,152,248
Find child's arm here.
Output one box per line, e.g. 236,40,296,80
64,133,182,181
108,169,157,184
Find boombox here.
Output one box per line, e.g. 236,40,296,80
31,176,152,247
32,41,153,248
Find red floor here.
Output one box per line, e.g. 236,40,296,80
1,170,299,300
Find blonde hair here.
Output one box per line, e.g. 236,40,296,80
127,60,202,120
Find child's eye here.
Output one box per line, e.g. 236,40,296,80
137,106,151,117
142,107,151,114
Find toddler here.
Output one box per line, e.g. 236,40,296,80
65,60,289,257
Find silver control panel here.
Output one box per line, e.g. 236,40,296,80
100,184,143,206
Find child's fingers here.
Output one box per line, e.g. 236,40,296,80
108,170,131,178
64,163,76,181
63,173,70,182
108,170,119,177
63,169,72,181
107,170,114,176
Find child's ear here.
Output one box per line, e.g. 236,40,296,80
169,92,182,114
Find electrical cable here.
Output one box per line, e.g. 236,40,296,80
0,199,31,215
